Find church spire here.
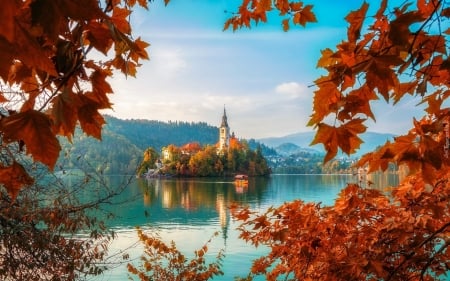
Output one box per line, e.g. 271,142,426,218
221,106,228,128
219,106,230,153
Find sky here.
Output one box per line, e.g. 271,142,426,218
103,0,426,139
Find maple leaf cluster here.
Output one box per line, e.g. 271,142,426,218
308,0,450,183
223,0,317,31
128,228,225,281
0,0,154,199
232,179,449,280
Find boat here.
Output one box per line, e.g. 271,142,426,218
234,174,248,187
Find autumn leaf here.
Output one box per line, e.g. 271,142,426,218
111,7,132,34
308,79,343,126
90,69,114,107
310,123,339,163
0,110,61,170
50,88,80,140
389,11,423,48
293,5,317,27
316,48,339,68
338,86,378,121
282,19,290,32
337,118,366,155
366,60,399,101
0,1,17,43
29,0,64,41
0,38,14,81
130,37,150,61
61,0,105,21
345,2,369,43
85,22,113,55
78,97,106,139
0,162,34,200
14,23,57,76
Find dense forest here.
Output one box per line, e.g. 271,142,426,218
103,115,219,150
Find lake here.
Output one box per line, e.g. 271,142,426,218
90,173,397,281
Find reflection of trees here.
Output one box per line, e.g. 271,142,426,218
136,178,270,213
136,178,160,206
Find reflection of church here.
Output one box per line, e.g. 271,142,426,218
216,193,229,244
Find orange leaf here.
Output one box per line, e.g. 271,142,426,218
137,0,149,9
316,48,339,68
0,110,61,169
62,0,105,21
293,5,317,27
336,119,366,155
130,37,150,61
14,23,57,76
339,85,377,121
366,60,399,101
308,80,342,126
0,162,34,200
0,38,15,81
78,97,106,139
389,11,423,47
0,1,17,43
111,7,132,34
86,22,114,55
310,123,338,163
90,70,114,106
29,0,63,41
282,19,289,32
50,88,80,140
345,2,369,43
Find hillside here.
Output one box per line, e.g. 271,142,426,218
104,115,219,151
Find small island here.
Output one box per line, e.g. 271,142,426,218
137,108,271,178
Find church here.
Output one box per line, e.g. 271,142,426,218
217,106,237,154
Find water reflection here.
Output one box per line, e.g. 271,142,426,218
94,174,400,281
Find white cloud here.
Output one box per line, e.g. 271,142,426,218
275,82,308,99
151,48,187,77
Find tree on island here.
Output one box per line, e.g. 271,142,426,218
139,139,270,177
0,1,448,281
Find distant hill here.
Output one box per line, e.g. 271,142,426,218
274,143,320,156
258,131,395,157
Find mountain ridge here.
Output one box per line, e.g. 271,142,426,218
258,131,395,156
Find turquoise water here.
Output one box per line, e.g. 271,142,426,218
89,174,360,281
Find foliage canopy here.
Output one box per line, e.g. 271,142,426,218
0,0,449,280
0,0,150,199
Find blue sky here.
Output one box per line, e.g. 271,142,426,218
104,0,425,139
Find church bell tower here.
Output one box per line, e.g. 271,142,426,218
219,107,230,152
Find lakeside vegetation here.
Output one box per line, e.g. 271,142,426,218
138,139,271,178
